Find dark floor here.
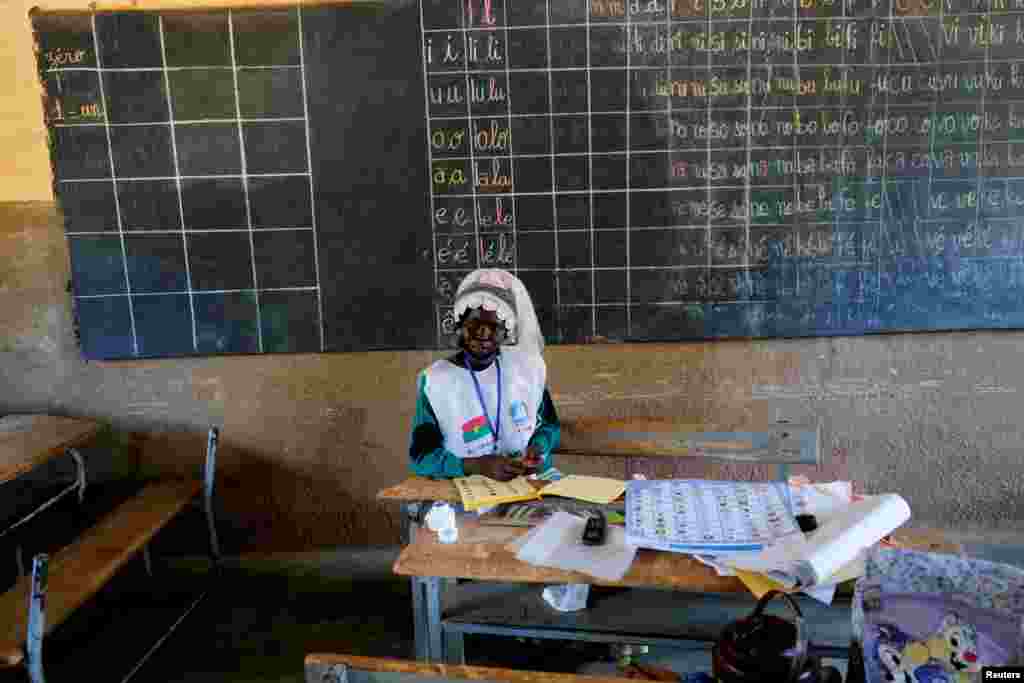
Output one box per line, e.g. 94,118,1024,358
16,549,620,683
0,477,621,683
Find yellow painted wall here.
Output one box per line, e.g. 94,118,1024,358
2,0,53,202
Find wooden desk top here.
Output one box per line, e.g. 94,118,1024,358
378,476,470,503
393,515,747,592
305,654,639,683
0,414,102,486
393,515,961,591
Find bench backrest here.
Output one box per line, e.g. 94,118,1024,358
555,418,820,481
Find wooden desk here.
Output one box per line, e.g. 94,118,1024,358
0,415,101,486
394,516,742,593
383,477,961,666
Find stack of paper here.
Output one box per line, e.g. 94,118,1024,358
453,475,539,511
512,511,638,582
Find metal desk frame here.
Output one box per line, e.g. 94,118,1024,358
399,496,855,667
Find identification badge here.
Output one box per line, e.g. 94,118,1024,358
509,400,530,428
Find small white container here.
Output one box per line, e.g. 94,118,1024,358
426,502,458,544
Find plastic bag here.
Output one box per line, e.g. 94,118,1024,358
542,583,590,612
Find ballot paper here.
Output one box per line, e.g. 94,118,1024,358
514,511,639,582
625,479,801,552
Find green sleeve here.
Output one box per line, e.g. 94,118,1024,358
527,388,561,471
408,372,466,479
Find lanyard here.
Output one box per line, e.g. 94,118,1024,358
464,354,501,452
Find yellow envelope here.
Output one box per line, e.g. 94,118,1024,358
539,475,627,505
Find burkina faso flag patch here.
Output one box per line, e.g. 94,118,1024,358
462,415,492,443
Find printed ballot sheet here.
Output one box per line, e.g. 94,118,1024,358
626,480,801,552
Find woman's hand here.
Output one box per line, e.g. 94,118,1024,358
522,445,544,472
462,455,526,481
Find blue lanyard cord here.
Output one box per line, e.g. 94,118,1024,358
463,354,501,452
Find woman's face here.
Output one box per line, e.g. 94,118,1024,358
461,308,503,357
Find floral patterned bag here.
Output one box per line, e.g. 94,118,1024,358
853,547,1024,682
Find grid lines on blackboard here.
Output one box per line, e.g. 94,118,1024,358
75,286,318,299
502,0,520,284
418,0,444,347
89,13,138,356
586,0,597,336
791,0,801,297
228,8,263,353
973,0,991,325
55,117,307,128
706,0,715,304
626,0,634,336
421,0,1024,340
463,24,481,279
296,5,325,353
48,10,321,357
546,0,563,321
61,172,310,183
157,14,198,352
411,58,1024,67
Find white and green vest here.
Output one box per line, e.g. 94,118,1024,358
423,349,546,459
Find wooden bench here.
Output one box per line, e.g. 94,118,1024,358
0,424,222,683
304,654,651,683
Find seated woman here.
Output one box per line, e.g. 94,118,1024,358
408,268,560,481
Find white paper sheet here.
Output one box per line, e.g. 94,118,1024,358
514,511,639,582
720,531,808,587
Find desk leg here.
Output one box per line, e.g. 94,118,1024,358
405,503,431,661
424,577,444,662
443,626,465,665
439,577,465,664
412,576,430,661
401,502,425,545
419,577,465,664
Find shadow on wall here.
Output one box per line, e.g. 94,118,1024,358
221,455,402,551
127,428,403,553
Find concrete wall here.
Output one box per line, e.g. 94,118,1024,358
3,1,1023,552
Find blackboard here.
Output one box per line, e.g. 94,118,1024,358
33,0,1024,360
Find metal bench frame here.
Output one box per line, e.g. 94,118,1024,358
23,426,223,683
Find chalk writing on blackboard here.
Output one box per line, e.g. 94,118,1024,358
33,0,1024,359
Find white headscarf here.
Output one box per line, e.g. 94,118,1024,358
453,269,545,356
